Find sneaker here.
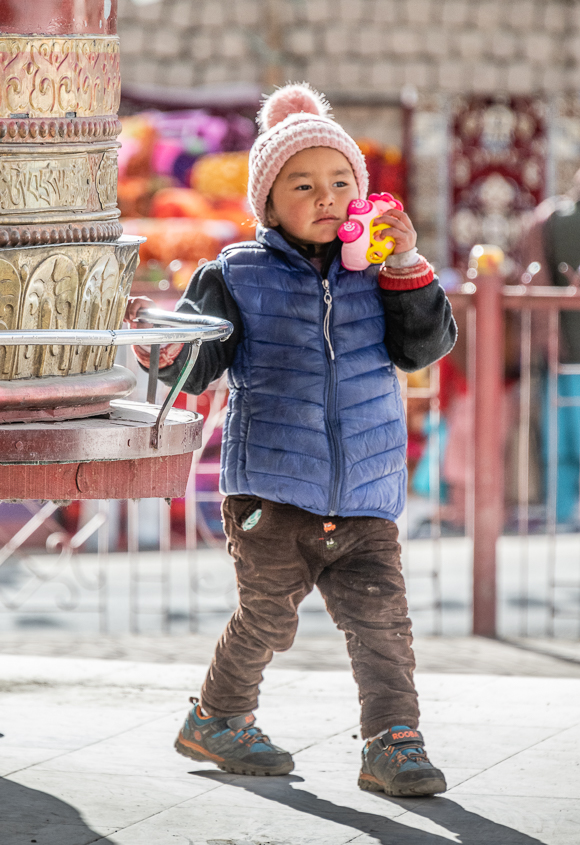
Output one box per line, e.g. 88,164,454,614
358,726,447,797
174,697,294,776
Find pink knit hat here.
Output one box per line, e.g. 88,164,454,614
248,83,369,225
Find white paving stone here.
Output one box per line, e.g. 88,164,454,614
0,655,578,844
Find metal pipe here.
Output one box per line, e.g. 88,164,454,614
136,308,231,330
0,323,231,347
97,500,109,635
128,498,139,636
472,245,505,638
518,309,532,636
465,304,476,542
150,342,201,449
428,363,443,635
159,497,171,635
147,345,160,404
547,309,560,637
450,285,580,312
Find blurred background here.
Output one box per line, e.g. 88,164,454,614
3,0,580,652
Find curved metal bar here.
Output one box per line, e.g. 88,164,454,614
136,308,231,336
0,314,233,347
0,310,233,450
151,341,201,449
133,309,233,442
132,309,232,450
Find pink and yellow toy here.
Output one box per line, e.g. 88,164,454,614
338,192,404,271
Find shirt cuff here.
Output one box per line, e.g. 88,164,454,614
378,256,435,291
383,247,420,268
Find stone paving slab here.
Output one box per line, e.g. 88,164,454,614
1,655,579,844
2,633,580,676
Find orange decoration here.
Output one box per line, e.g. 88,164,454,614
191,151,250,199
150,188,215,219
122,218,222,266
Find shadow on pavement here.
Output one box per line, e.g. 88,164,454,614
0,776,114,845
194,771,543,845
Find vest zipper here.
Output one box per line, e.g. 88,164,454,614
322,277,341,515
322,279,335,361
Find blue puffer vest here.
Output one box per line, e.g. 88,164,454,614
218,226,408,521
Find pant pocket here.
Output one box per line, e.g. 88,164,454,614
225,495,268,534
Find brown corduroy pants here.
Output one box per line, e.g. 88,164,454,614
200,495,419,739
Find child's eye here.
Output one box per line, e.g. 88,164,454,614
334,181,348,188
296,184,311,191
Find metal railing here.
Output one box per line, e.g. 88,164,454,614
2,262,580,639
0,311,233,635
445,248,580,638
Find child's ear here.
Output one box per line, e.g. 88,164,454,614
265,196,279,227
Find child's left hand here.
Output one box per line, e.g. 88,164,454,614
374,204,417,254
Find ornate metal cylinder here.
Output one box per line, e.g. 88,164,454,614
0,0,142,416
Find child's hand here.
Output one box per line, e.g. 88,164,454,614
124,295,155,330
374,204,417,254
125,295,185,370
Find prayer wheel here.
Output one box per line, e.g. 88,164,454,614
0,0,230,500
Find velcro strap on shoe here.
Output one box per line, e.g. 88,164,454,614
226,713,256,731
380,728,424,748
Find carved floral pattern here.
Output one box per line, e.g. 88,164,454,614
96,149,117,210
0,144,119,233
0,258,21,378
0,241,140,380
0,154,91,212
14,254,80,378
0,37,121,118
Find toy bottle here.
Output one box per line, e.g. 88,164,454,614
338,192,404,272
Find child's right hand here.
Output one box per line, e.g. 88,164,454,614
124,295,155,330
125,296,185,371
374,206,417,254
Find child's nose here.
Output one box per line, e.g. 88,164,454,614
317,188,334,206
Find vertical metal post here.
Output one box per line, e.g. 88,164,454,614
547,309,560,637
159,497,171,634
127,498,139,635
186,393,199,633
147,345,160,404
472,245,505,637
465,304,477,541
518,309,532,635
97,499,109,634
428,363,443,634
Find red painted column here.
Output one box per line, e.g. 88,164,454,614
0,0,117,35
472,245,505,638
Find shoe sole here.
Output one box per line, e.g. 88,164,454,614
358,771,447,797
174,734,295,777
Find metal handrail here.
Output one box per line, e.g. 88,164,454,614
0,315,232,347
135,307,230,331
0,309,234,449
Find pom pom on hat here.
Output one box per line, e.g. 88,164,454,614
248,82,369,225
257,83,331,133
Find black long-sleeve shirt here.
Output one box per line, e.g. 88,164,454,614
156,239,457,395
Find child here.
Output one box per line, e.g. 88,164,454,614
127,83,456,797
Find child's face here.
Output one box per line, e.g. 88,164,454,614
267,147,359,245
